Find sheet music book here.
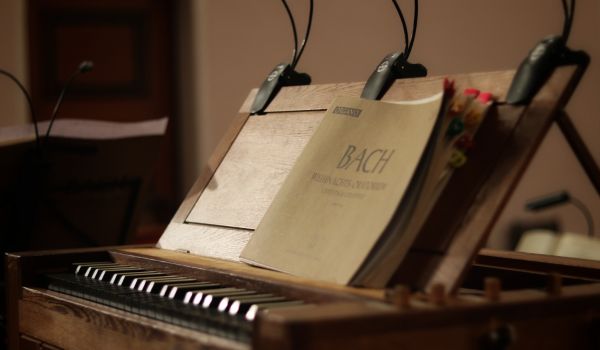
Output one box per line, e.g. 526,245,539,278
239,84,453,286
241,82,494,287
517,230,600,261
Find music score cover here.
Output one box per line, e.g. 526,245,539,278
240,88,461,287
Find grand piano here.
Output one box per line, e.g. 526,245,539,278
7,68,600,349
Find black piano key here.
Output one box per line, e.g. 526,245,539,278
96,267,143,281
108,270,143,284
92,266,142,280
140,277,196,292
132,275,188,291
181,284,230,304
72,262,116,275
160,281,222,299
111,271,165,286
167,282,222,300
160,281,214,298
137,275,186,292
217,294,276,314
190,288,247,306
146,278,202,293
102,270,149,284
201,289,257,309
120,272,167,286
81,263,120,277
86,264,132,278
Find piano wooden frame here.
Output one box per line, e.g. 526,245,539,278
7,67,600,349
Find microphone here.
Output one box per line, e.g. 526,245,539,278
3,61,93,252
44,60,94,143
525,191,571,211
250,0,313,115
0,68,41,152
361,0,427,100
525,190,594,237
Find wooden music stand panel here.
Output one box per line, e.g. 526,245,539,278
158,68,579,291
424,66,581,292
186,111,324,230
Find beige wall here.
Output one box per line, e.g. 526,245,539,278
178,0,599,247
0,0,28,127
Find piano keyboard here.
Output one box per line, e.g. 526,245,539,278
46,262,307,342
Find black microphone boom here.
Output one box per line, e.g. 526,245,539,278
291,0,313,70
281,0,299,65
44,60,94,143
525,190,595,237
0,68,41,152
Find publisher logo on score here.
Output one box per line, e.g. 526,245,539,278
333,106,362,118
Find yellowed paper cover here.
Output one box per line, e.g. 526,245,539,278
240,93,444,285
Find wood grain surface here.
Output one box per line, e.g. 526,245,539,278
116,247,385,301
159,67,581,293
19,288,247,350
186,111,324,230
424,66,580,293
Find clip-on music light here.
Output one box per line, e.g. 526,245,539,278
250,0,313,115
507,0,599,197
361,0,427,101
506,0,589,105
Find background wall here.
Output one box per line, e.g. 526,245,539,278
0,0,28,127
177,0,599,248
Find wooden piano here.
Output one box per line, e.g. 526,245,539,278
7,67,600,349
